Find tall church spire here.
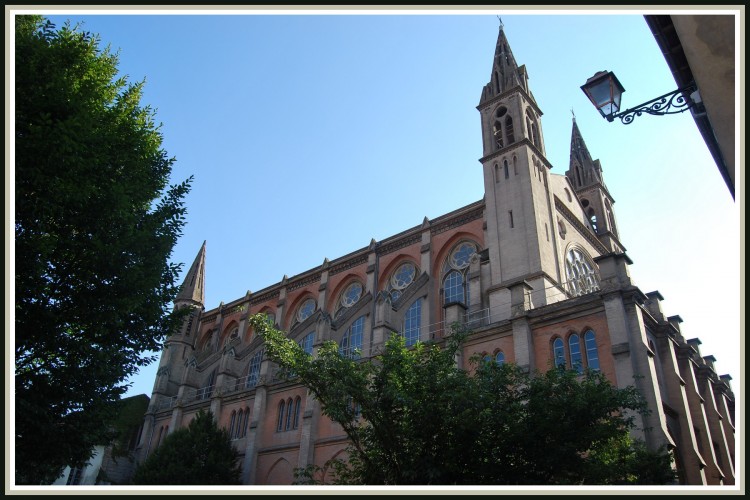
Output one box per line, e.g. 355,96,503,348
565,120,622,250
479,22,532,106
567,117,603,189
176,240,206,308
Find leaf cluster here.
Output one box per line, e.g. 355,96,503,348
131,410,242,485
14,16,191,484
253,315,675,486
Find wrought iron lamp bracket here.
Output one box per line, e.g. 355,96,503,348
609,82,703,124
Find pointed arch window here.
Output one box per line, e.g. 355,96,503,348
403,298,422,347
553,330,600,372
505,115,514,144
584,330,600,371
493,106,507,150
229,410,237,439
285,397,294,430
565,248,600,297
246,350,263,389
495,351,505,366
234,407,250,439
293,396,302,429
340,316,365,359
605,200,618,236
442,242,478,306
504,160,509,179
569,334,583,374
276,400,285,432
553,338,566,369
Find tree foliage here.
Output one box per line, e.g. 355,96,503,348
14,15,192,484
131,410,242,485
251,314,676,486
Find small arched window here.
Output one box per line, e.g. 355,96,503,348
229,410,237,439
340,316,365,359
504,160,509,179
569,334,583,374
553,338,566,369
584,330,600,371
285,398,294,430
505,115,514,144
293,397,302,429
277,400,285,432
495,351,505,366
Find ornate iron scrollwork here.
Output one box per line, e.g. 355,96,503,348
611,83,702,124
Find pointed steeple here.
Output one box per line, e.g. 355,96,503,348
567,118,603,189
479,22,532,105
176,240,206,308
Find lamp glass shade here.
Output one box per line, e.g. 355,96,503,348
581,71,625,119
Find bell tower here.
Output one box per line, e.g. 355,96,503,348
150,241,206,404
478,22,561,315
565,118,624,253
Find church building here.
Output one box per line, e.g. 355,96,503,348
136,23,735,486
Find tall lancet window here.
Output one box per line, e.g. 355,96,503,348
493,106,507,150
565,247,600,297
505,115,514,144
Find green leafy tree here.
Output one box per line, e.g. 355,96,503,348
14,15,192,484
131,410,242,485
251,314,675,486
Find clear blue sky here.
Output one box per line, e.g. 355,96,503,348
31,7,742,400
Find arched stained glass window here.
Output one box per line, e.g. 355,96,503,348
584,330,600,371
569,334,583,374
285,397,293,430
495,351,505,366
276,400,285,432
553,338,566,369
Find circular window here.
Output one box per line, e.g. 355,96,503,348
391,262,416,290
495,106,507,118
297,298,316,323
450,242,477,270
341,282,363,308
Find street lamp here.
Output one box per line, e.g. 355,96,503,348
581,70,703,124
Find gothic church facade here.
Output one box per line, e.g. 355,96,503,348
136,24,735,486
